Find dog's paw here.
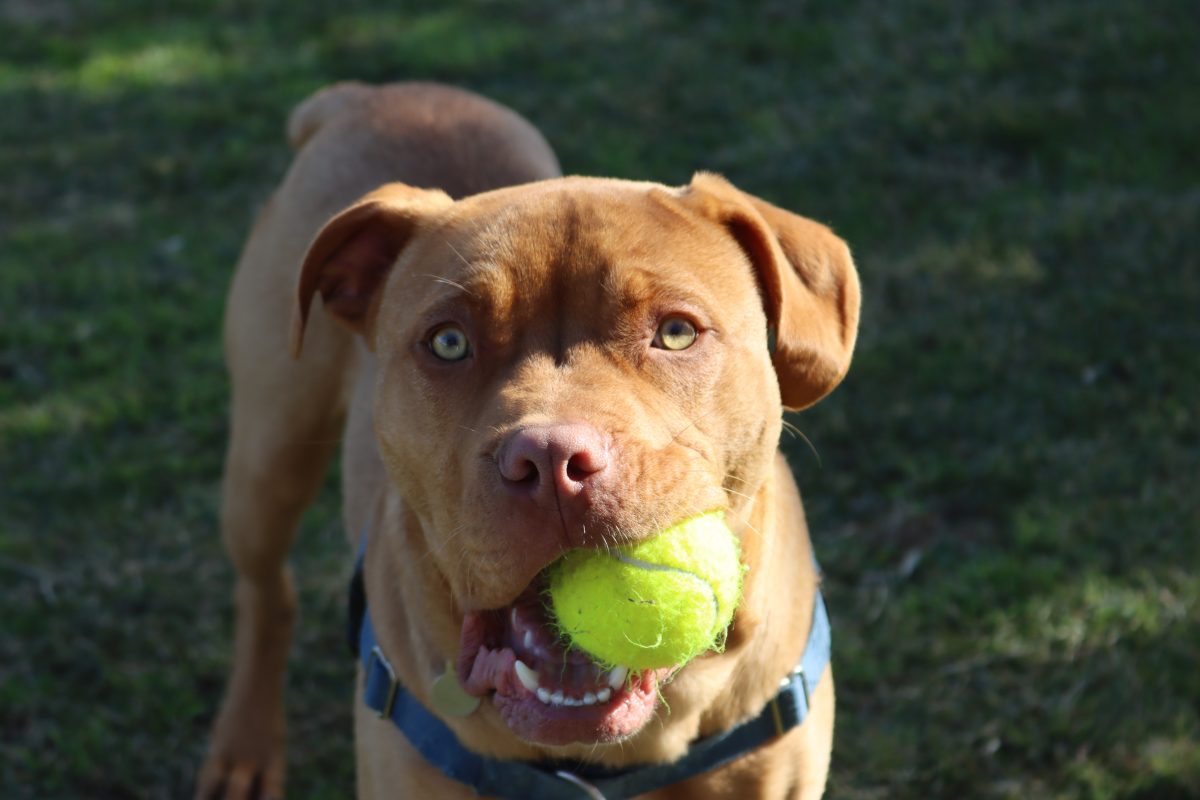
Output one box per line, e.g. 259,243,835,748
195,710,286,800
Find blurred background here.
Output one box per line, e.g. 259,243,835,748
1,1,1197,797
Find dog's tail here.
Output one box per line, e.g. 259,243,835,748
286,81,373,151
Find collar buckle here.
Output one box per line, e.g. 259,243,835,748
366,645,399,719
769,665,810,736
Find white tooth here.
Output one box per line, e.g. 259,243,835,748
607,666,628,689
582,692,597,705
597,688,611,703
523,630,534,651
564,696,580,706
514,660,539,693
537,687,551,704
511,608,520,629
550,690,564,705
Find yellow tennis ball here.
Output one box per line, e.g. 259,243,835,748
547,511,743,671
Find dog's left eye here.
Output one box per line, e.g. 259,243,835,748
654,316,698,351
430,324,470,361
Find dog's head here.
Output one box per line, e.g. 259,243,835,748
293,174,859,749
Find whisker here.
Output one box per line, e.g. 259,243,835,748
782,418,821,467
738,515,764,542
723,487,755,503
668,406,720,444
422,261,476,297
419,522,470,565
440,238,476,275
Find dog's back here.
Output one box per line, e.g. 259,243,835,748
286,82,560,202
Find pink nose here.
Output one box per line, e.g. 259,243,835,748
497,423,609,506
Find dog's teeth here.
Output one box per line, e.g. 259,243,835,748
537,687,551,704
596,688,611,703
514,660,539,693
550,690,564,705
523,630,534,651
564,696,580,707
607,666,628,689
582,692,597,705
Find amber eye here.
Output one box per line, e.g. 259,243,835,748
430,324,470,361
655,316,698,351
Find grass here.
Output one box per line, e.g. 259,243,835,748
1,0,1197,797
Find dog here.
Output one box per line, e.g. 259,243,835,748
196,81,859,800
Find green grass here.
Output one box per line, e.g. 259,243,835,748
2,1,1197,797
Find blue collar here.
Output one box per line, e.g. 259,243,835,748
349,545,831,800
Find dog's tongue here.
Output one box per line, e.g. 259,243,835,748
457,589,599,696
458,612,518,696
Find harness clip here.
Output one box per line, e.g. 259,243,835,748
366,645,400,719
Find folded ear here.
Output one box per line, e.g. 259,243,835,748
679,172,861,410
290,182,454,356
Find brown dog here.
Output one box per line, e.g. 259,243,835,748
197,81,859,800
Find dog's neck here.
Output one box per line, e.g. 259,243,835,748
680,451,820,744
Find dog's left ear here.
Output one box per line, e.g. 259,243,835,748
678,172,861,410
291,182,454,356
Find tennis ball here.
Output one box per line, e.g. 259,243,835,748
547,511,743,671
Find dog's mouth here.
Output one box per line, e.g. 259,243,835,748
457,578,671,746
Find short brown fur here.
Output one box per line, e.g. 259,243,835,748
198,81,858,800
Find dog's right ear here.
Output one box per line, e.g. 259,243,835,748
675,173,861,411
291,182,454,356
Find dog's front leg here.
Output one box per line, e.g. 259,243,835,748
196,254,354,799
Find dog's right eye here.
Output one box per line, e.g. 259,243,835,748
654,316,699,351
430,324,470,361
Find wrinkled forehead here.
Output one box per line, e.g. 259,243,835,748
403,179,745,309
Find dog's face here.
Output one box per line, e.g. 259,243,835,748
294,175,859,748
